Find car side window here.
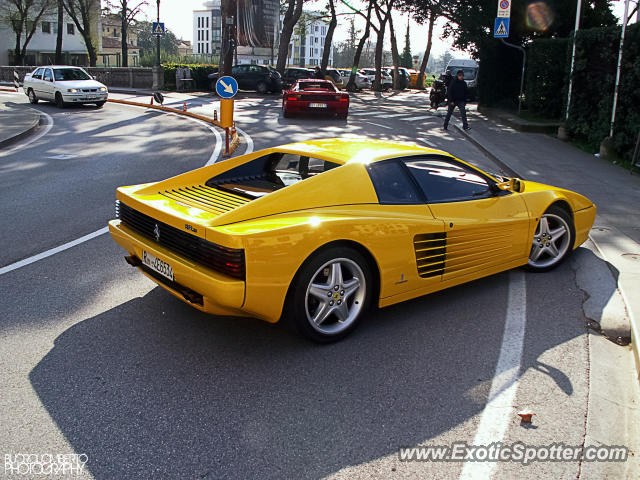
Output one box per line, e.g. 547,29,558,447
404,157,492,203
367,160,423,205
43,69,52,82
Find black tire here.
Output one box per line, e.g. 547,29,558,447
284,246,373,343
526,205,575,272
27,89,38,104
256,82,268,94
283,108,292,118
337,112,348,120
95,101,105,108
55,92,65,109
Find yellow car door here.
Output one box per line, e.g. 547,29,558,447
402,156,531,284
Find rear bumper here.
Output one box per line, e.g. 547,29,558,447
109,220,247,317
284,100,349,114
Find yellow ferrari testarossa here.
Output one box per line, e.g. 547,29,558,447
109,138,596,342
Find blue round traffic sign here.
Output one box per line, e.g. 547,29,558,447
216,76,238,99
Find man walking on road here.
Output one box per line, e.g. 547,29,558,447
443,69,470,131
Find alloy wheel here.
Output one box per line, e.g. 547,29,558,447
304,258,366,335
528,213,571,269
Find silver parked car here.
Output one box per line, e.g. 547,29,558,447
23,66,108,108
337,69,371,90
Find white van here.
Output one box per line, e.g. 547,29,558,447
445,58,479,100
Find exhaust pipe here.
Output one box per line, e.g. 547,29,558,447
124,255,141,267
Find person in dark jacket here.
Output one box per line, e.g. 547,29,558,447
313,66,325,79
443,69,470,131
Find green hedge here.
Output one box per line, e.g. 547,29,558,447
162,63,219,90
566,23,640,159
525,38,569,119
477,38,524,109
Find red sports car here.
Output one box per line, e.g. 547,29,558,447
282,79,349,119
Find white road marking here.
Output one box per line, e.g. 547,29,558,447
364,121,393,129
376,113,411,118
406,115,433,122
459,270,526,480
0,102,226,274
420,139,437,148
0,227,109,276
348,112,373,116
236,126,253,155
0,110,53,157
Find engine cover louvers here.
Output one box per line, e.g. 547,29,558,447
414,232,447,278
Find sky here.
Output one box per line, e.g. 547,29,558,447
136,0,637,61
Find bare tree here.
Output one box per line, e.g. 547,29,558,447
276,0,305,74
55,0,63,63
63,0,99,66
345,0,373,91
105,0,147,67
388,11,400,89
319,0,336,72
372,0,394,91
1,0,53,65
415,8,436,89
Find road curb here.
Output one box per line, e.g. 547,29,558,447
107,98,240,157
455,118,638,369
0,112,40,149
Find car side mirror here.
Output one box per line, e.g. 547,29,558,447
494,178,525,193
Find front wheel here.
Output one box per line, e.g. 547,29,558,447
95,101,105,108
55,92,65,109
527,205,575,272
28,89,38,104
286,247,372,343
256,82,268,94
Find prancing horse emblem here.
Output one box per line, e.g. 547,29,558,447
154,223,161,242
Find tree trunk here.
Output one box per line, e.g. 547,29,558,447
388,13,400,90
220,0,234,74
276,0,304,74
346,3,373,91
320,0,337,72
417,11,435,90
121,12,128,67
55,0,64,63
373,9,390,91
14,27,23,66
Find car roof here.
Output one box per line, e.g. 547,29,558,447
35,65,84,69
273,138,448,165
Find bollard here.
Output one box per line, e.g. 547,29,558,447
225,127,230,156
182,101,187,112
13,70,19,91
149,96,153,105
214,110,218,121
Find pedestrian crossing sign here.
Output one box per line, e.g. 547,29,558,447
152,22,165,36
494,17,509,38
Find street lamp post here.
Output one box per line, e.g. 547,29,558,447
156,0,161,67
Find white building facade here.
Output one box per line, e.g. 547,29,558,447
192,0,221,57
0,13,91,65
287,16,333,67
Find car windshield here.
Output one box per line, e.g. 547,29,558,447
206,152,340,199
446,66,477,80
53,68,91,81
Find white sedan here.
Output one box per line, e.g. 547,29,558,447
336,69,371,90
359,68,393,90
23,66,108,108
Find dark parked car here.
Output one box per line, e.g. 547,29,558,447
208,65,282,94
282,67,314,89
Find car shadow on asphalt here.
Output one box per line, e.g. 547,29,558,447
27,262,591,478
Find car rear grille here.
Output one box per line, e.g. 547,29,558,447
158,184,250,214
118,201,245,280
414,233,447,278
301,94,334,102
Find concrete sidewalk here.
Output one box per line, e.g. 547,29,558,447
454,110,640,369
0,101,40,148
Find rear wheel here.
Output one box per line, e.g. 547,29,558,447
286,247,372,343
527,205,575,272
55,92,65,109
283,108,292,118
337,112,348,120
27,89,38,104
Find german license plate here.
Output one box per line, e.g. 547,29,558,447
142,250,174,281
309,103,327,108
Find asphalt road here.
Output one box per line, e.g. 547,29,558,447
0,90,632,479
